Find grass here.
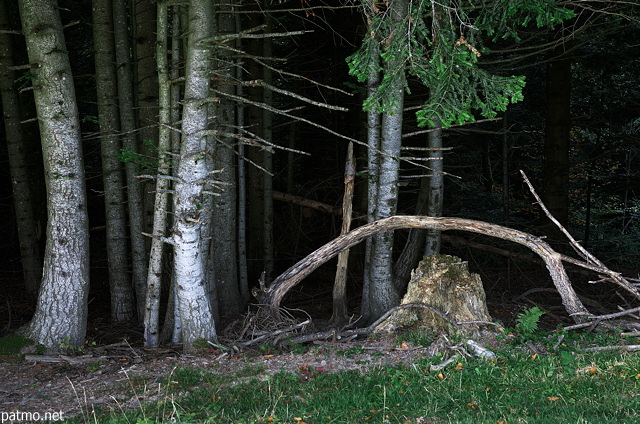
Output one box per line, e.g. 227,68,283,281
67,332,640,424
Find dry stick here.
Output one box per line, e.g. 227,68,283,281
283,303,458,345
520,170,640,299
331,142,355,324
564,306,640,330
263,215,591,324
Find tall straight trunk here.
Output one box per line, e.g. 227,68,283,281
262,6,274,284
143,0,171,348
172,0,216,351
243,7,265,285
132,0,159,246
0,0,42,299
19,0,90,350
393,170,429,292
361,31,381,320
113,0,148,318
365,0,407,322
542,52,571,248
424,121,444,256
209,2,242,317
93,0,135,323
235,9,249,304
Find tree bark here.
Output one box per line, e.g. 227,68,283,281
113,0,148,318
331,142,355,324
0,0,42,299
362,23,381,320
93,0,135,323
424,120,444,256
172,0,217,351
263,216,591,325
365,0,408,322
209,0,242,318
19,0,90,350
143,0,171,348
132,0,159,248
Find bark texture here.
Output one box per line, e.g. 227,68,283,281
93,0,135,323
114,0,148,317
378,254,492,336
209,2,242,318
365,0,408,322
172,0,217,350
143,1,171,348
19,0,90,350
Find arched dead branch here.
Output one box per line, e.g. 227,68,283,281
262,215,593,324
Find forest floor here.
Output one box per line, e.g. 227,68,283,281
0,329,510,422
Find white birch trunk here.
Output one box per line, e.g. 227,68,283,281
362,37,381,320
143,1,171,348
365,0,408,322
93,0,135,323
172,0,216,350
19,0,90,350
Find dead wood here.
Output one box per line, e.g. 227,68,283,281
272,190,340,215
24,355,108,365
331,142,355,325
263,215,591,324
521,170,640,300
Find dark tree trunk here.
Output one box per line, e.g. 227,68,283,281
542,52,571,249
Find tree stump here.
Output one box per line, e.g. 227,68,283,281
376,254,492,336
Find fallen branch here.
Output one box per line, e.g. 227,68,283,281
263,215,591,324
521,170,640,300
583,344,640,353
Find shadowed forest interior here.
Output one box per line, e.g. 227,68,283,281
0,0,638,352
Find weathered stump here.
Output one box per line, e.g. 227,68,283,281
376,254,492,336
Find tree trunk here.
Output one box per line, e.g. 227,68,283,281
209,1,242,318
542,50,571,248
365,0,409,323
143,0,171,348
93,0,135,323
132,0,159,250
19,0,90,350
424,121,444,256
0,0,42,299
113,0,148,317
172,0,217,351
235,9,249,304
362,28,381,320
331,142,355,324
261,5,275,284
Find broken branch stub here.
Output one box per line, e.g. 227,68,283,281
263,215,591,324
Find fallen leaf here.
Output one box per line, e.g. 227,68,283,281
547,396,560,402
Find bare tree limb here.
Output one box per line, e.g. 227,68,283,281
263,215,592,324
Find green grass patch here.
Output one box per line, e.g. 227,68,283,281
72,343,640,424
